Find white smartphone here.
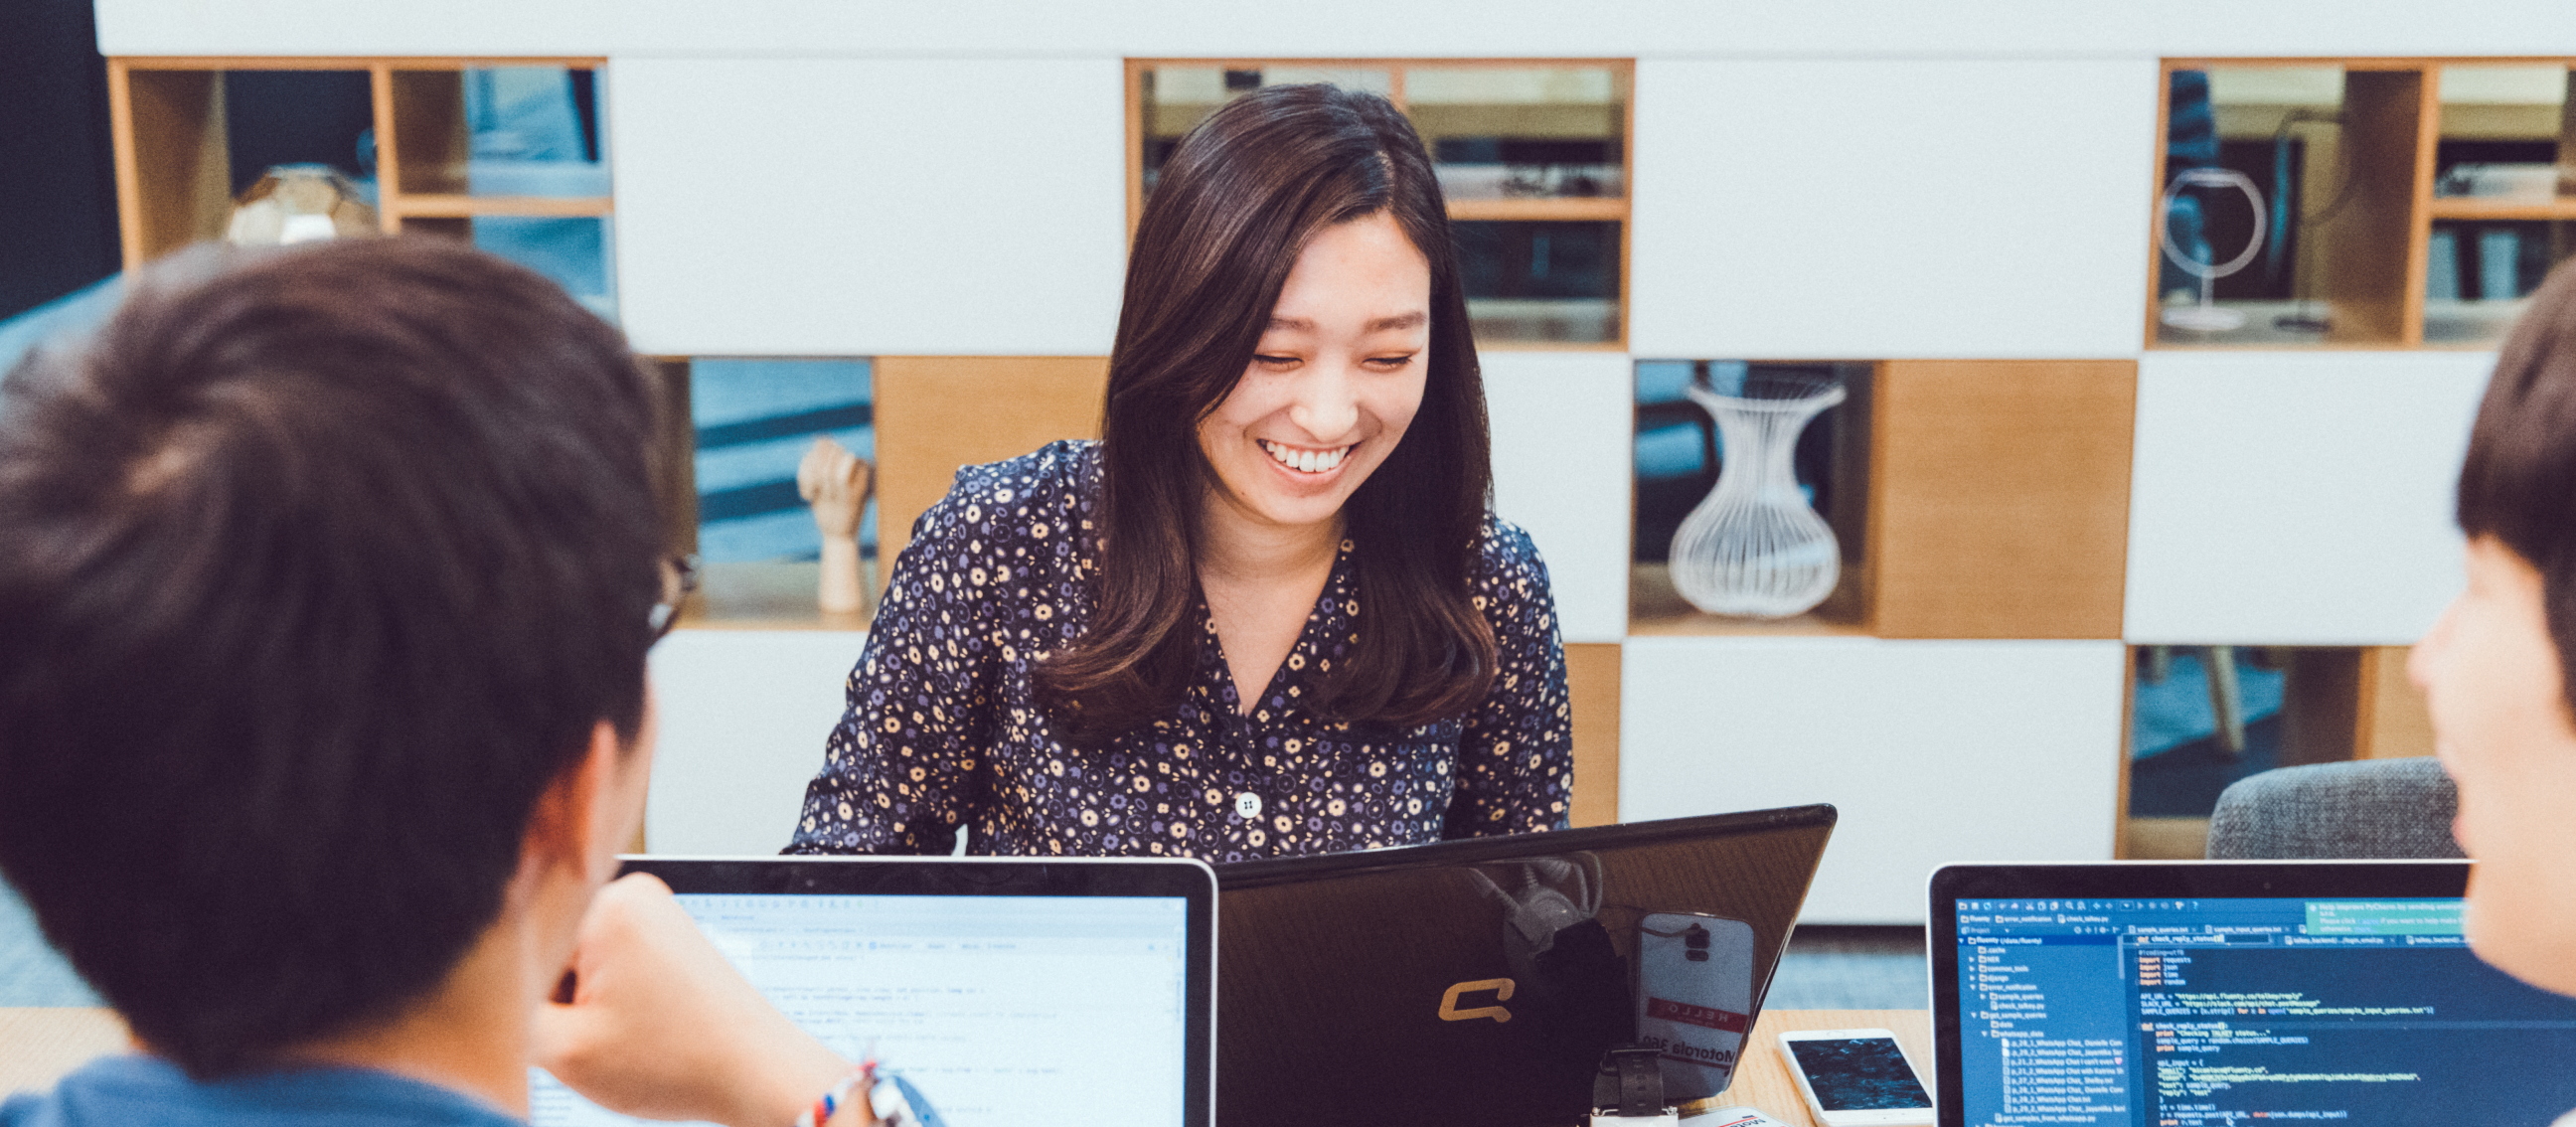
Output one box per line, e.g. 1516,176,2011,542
1776,1028,1936,1127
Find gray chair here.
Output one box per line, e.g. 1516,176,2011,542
2204,758,2463,860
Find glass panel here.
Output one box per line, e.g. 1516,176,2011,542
2425,65,2573,347
2423,220,2575,344
1406,67,1625,201
2130,646,2296,823
394,66,608,198
689,359,877,566
1456,220,1619,343
1630,360,1870,631
222,70,379,205
2154,66,2349,346
405,215,616,320
1138,66,1393,196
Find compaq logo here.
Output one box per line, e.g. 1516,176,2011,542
1438,978,1515,1023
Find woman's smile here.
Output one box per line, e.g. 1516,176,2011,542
1255,438,1354,477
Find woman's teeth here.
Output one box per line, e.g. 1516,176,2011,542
1259,439,1350,474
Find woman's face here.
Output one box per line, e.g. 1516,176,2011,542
2410,536,2576,995
1196,211,1431,538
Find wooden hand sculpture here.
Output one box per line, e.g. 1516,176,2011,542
796,436,875,615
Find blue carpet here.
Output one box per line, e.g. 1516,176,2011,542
2134,649,2285,759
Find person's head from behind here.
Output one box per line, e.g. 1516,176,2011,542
0,238,666,1076
2413,256,2576,996
1042,82,1496,739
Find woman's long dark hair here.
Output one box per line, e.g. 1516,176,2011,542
1034,83,1496,743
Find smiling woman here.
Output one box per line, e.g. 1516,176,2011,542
786,84,1573,863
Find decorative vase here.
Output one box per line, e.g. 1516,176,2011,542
1669,372,1846,618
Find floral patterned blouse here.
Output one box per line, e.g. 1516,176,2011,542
785,440,1572,863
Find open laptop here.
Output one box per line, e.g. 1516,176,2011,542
1931,862,2576,1127
1215,805,1838,1127
530,856,1215,1127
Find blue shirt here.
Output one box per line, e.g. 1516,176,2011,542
787,439,1574,863
2,1054,520,1127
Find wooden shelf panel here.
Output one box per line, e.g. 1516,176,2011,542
391,194,615,218
1445,197,1627,223
1869,360,2136,640
1563,643,1621,829
873,357,1111,579
2427,196,2576,221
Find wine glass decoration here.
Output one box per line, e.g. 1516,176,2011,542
1669,370,1847,618
2157,167,2267,332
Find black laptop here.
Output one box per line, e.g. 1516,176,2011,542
1931,861,2576,1127
1215,805,1838,1126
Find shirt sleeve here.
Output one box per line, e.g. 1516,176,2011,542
786,471,1010,856
1443,518,1576,839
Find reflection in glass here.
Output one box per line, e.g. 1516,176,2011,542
1456,220,1619,343
2424,65,2573,347
408,215,615,320
1407,67,1626,202
221,71,377,200
1135,63,1628,346
689,359,877,565
1139,67,1393,195
395,67,607,198
2155,66,2350,346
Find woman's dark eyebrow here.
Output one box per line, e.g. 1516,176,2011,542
1264,311,1429,333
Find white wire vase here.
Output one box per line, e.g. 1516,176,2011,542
1669,373,1847,618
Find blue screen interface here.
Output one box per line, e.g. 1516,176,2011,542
1953,896,2576,1126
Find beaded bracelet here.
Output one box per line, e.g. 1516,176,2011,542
794,1059,877,1127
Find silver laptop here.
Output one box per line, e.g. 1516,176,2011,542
532,856,1215,1127
1930,861,2576,1127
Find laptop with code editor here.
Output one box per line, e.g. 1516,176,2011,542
1931,862,2576,1127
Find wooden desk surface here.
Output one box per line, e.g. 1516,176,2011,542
1,1007,1930,1125
0,1009,129,1097
1701,1009,1933,1125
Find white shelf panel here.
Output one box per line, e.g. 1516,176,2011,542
1485,351,1634,645
648,629,867,856
2125,351,2490,645
611,57,1125,356
1629,58,2158,360
1619,635,2126,924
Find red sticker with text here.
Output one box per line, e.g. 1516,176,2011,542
1644,997,1750,1033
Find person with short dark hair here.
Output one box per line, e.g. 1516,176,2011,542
789,83,1574,863
2413,256,2576,1034
0,239,868,1127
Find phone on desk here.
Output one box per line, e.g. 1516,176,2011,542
1776,1028,1935,1127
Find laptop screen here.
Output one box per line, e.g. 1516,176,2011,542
533,860,1209,1127
1941,885,2576,1127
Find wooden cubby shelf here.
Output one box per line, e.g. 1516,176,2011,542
2117,645,2436,858
1129,58,1633,349
106,55,610,269
2149,58,2576,351
1627,359,2135,643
